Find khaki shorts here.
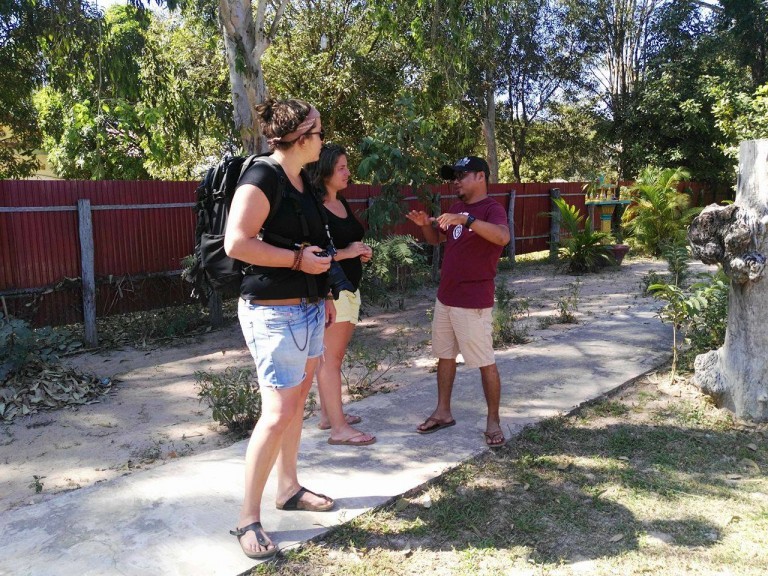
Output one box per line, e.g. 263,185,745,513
432,299,495,368
333,289,361,324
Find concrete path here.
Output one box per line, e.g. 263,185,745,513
0,301,671,576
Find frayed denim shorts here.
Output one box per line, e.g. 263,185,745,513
238,299,326,390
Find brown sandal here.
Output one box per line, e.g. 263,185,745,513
229,521,277,559
276,487,335,512
484,430,507,449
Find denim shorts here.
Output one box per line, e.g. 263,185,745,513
238,299,326,389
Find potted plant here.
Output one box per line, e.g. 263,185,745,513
551,198,614,273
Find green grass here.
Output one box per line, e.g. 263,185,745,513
249,374,768,575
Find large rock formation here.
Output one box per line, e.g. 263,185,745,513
688,139,768,422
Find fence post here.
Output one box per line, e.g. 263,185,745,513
431,192,441,282
77,199,98,347
506,189,516,263
549,188,561,262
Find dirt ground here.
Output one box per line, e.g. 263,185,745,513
0,256,713,514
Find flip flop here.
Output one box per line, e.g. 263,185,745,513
276,487,335,512
484,429,507,449
317,413,362,430
416,417,456,434
327,432,377,446
229,521,278,559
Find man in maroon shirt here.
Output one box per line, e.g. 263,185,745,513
406,156,511,448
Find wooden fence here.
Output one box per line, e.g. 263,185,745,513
0,178,729,331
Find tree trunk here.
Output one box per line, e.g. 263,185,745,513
482,82,499,184
218,0,288,154
688,139,768,422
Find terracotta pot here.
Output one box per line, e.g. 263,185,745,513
611,244,630,265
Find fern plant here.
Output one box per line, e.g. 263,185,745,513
360,234,431,307
551,197,613,273
622,166,701,256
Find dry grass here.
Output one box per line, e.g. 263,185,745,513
250,370,768,576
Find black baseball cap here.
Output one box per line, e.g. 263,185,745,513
439,156,490,180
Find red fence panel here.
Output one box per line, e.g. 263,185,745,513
1,177,719,327
0,179,197,326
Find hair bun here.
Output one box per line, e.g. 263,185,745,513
255,98,277,123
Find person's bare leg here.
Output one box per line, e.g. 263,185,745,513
236,384,304,555
317,321,374,443
417,357,457,431
479,363,504,445
274,357,331,508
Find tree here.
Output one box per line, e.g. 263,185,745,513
261,0,406,166
35,5,153,179
497,0,588,182
689,140,768,422
716,0,768,87
133,0,287,154
621,3,737,185
574,0,667,178
0,0,101,178
369,0,498,172
519,100,609,182
34,6,234,179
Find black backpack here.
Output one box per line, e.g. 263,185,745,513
183,154,287,304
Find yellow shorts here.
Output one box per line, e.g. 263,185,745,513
431,298,495,368
333,289,361,324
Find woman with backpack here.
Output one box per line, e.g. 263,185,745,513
308,144,376,447
224,98,335,560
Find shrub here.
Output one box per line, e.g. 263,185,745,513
342,338,409,397
0,316,66,382
551,197,613,273
681,270,729,369
195,367,261,436
648,268,730,379
493,283,530,346
622,166,700,256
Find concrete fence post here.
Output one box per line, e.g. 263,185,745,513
77,199,98,347
549,188,561,262
506,190,516,263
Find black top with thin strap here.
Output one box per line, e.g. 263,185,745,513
237,163,329,300
325,195,365,291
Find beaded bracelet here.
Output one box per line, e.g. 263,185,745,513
291,248,302,271
293,247,305,271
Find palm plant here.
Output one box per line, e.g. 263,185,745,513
552,198,613,273
622,166,700,256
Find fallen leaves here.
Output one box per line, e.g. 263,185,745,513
0,360,112,422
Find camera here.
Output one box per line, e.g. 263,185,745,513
315,245,355,299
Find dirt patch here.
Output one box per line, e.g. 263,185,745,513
0,256,711,514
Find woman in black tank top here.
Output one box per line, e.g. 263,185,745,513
308,144,376,447
224,99,336,560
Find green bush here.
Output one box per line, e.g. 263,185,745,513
195,367,261,436
648,268,729,378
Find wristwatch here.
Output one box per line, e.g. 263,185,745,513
465,214,476,229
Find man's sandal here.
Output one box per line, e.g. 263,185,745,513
229,521,277,559
484,430,507,449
